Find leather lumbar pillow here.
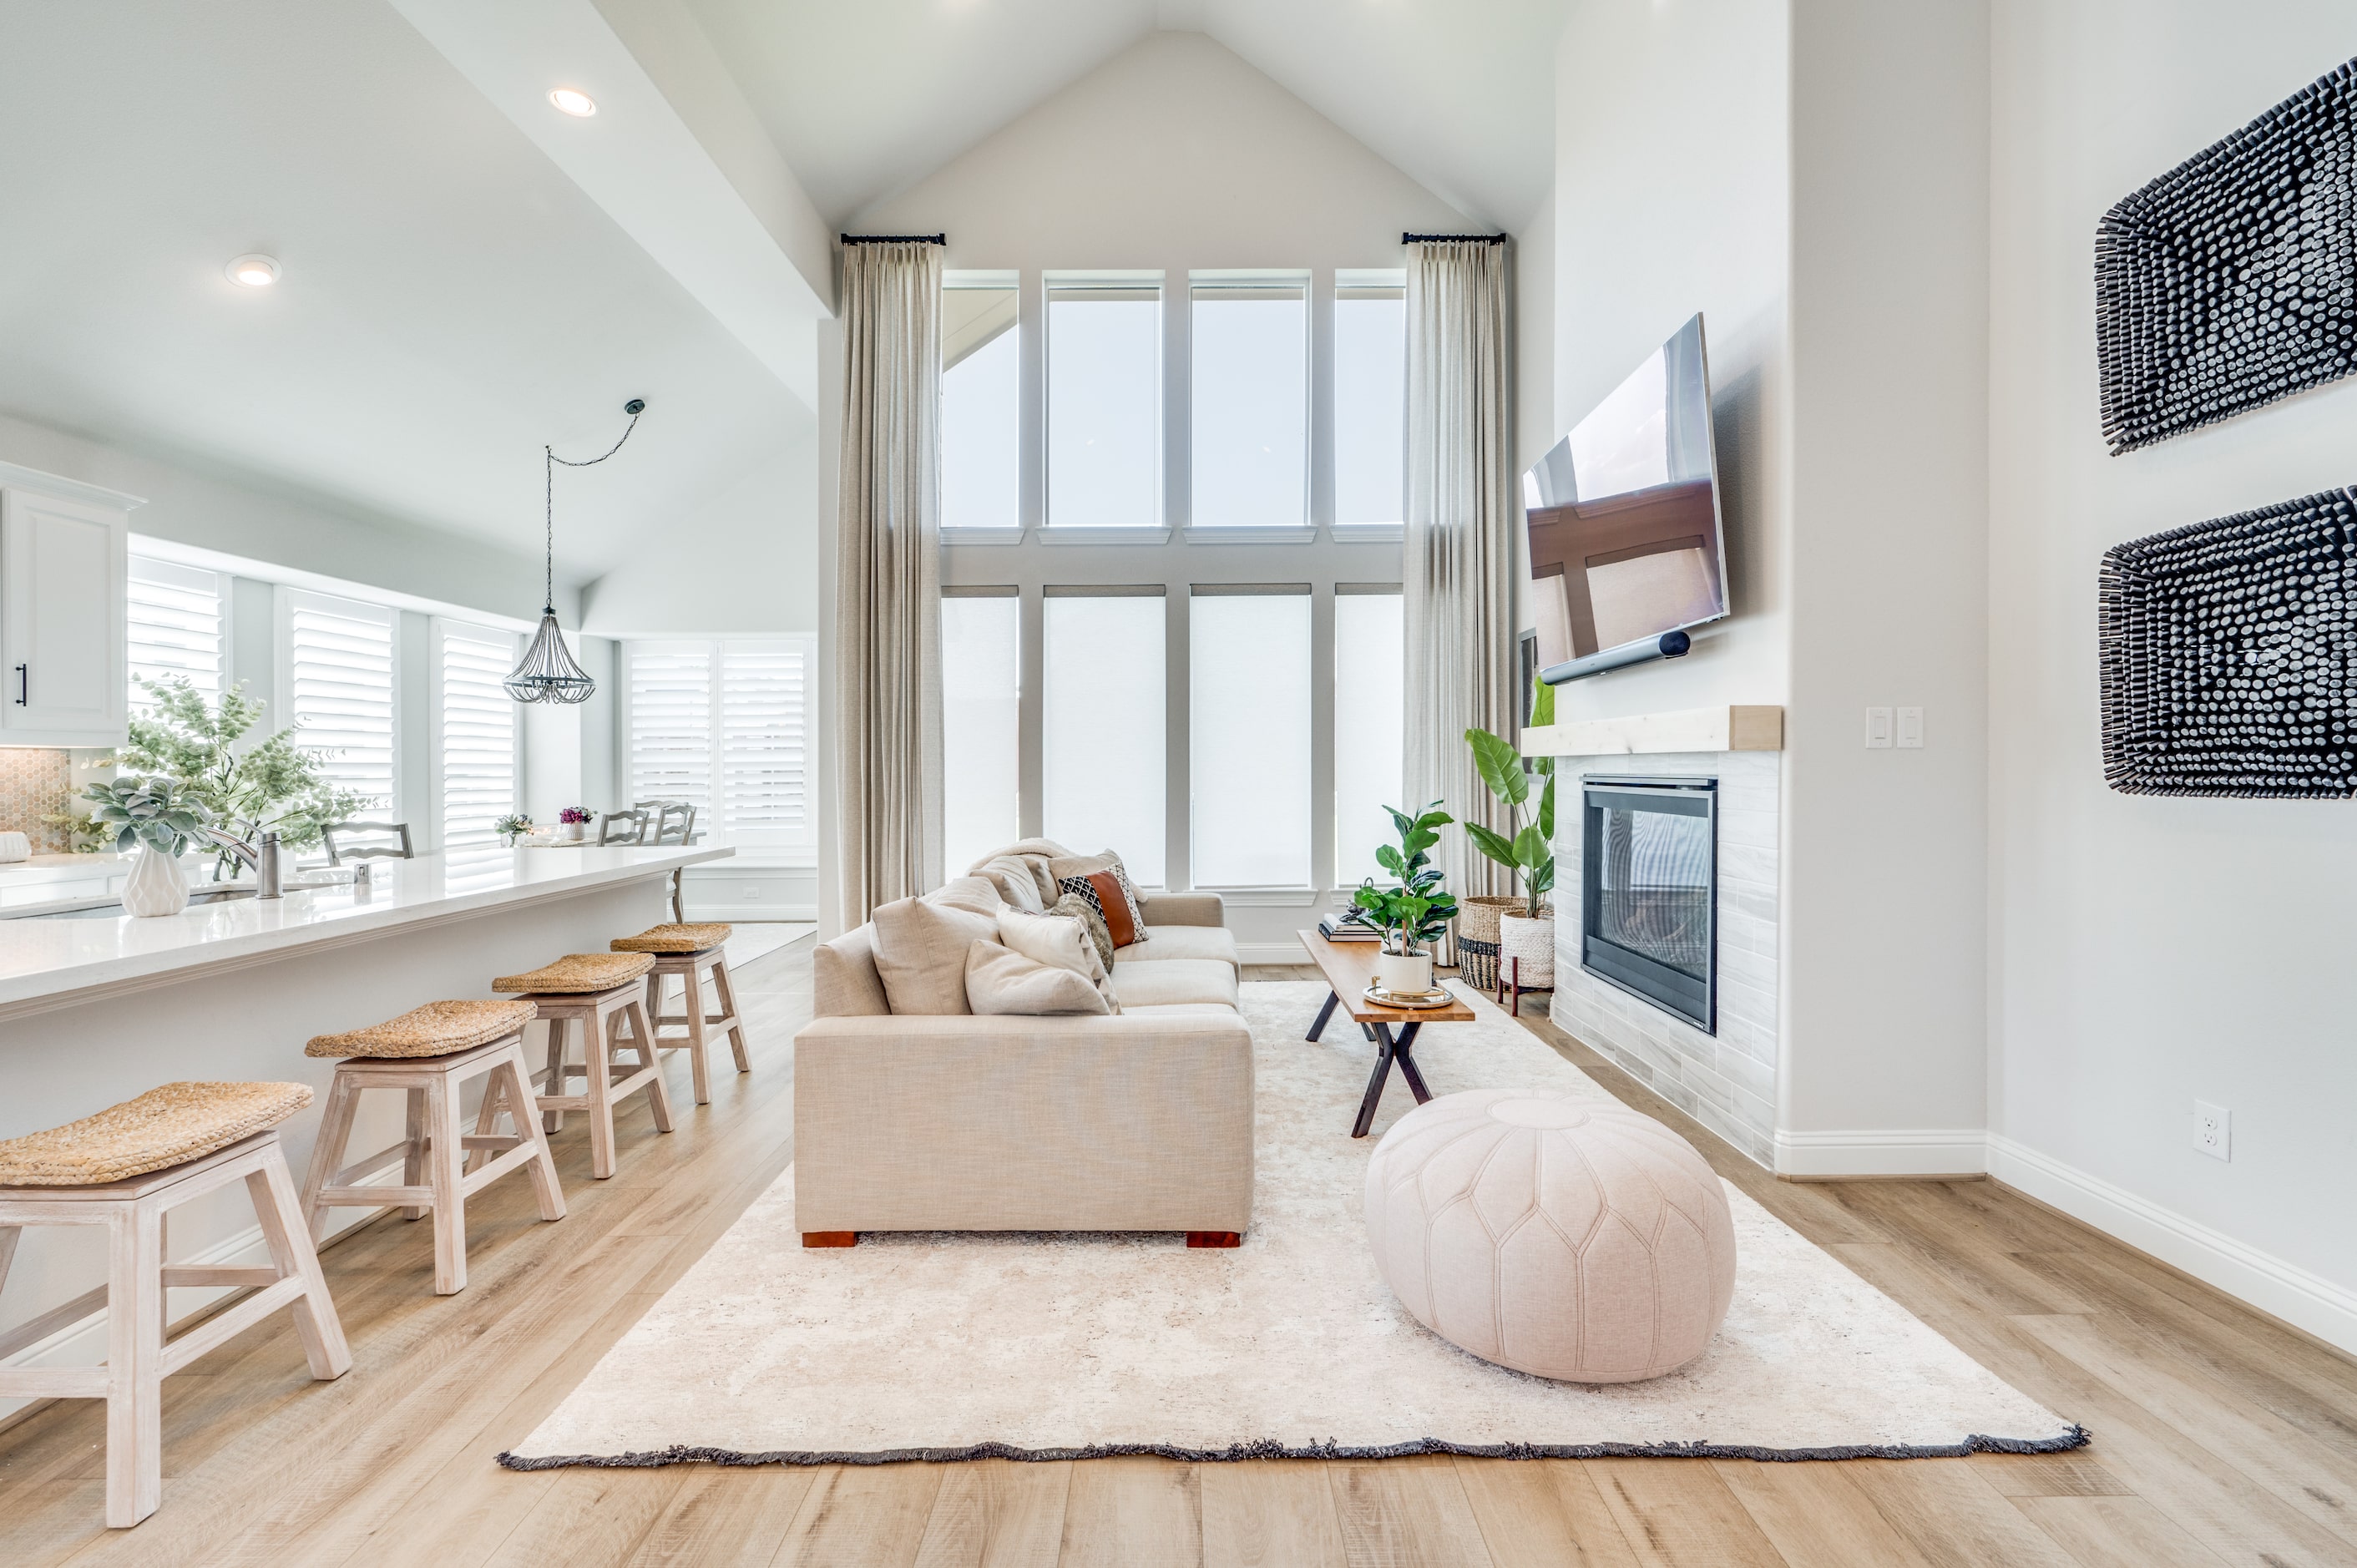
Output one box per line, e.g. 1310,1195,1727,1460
870,896,999,1014
1050,852,1147,948
995,907,1120,1013
964,938,1111,1015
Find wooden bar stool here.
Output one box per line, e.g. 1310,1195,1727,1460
0,1082,351,1528
611,923,750,1105
495,953,671,1180
296,999,564,1296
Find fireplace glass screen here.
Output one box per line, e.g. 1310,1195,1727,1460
1581,776,1717,1032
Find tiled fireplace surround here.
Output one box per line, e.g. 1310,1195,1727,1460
1549,748,1779,1166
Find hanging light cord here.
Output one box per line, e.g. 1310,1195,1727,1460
541,405,643,612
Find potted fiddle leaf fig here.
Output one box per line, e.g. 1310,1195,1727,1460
1462,677,1558,990
83,774,214,917
1350,801,1459,997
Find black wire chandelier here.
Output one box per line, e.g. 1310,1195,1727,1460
507,398,645,705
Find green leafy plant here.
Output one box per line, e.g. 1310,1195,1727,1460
493,813,534,845
82,775,213,857
1349,802,1459,955
1463,678,1557,918
82,677,370,872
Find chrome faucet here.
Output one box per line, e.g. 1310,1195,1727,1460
199,827,283,899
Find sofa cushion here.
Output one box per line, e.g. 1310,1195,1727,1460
871,897,999,1015
964,939,1113,1016
1115,924,1241,974
1110,958,1240,1011
1120,1003,1242,1018
974,857,1045,913
928,875,1005,918
996,907,1120,1012
1050,851,1147,943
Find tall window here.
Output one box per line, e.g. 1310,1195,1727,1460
1047,283,1161,529
1334,282,1407,526
942,280,1019,531
1333,587,1405,884
1042,589,1165,884
1191,281,1307,528
1191,586,1311,886
436,621,517,857
127,556,224,712
625,639,815,849
942,589,1021,873
280,589,397,815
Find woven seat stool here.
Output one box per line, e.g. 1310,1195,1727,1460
495,953,671,1180
296,1000,564,1296
0,1082,352,1528
611,923,749,1105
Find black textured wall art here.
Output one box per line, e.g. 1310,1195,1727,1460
2099,486,2357,797
2096,58,2357,455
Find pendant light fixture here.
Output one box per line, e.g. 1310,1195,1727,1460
508,397,645,705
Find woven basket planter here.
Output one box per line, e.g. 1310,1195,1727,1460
1453,896,1523,992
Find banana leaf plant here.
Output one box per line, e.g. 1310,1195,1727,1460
1348,801,1459,955
1462,677,1557,918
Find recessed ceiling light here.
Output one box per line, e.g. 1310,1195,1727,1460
549,88,597,117
226,254,281,288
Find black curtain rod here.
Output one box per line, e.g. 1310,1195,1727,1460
841,232,946,245
1402,231,1509,245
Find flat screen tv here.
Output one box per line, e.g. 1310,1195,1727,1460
1524,312,1728,683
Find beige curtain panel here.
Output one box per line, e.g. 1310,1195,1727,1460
835,240,946,923
1404,239,1519,944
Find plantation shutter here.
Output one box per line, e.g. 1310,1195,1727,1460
281,589,397,815
127,556,224,711
438,621,518,852
626,643,714,812
720,640,808,846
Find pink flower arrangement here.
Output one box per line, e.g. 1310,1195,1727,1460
559,806,592,825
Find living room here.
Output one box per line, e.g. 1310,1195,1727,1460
0,1,2353,1562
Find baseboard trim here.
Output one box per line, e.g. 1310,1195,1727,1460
1772,1128,1990,1179
1986,1134,2357,1356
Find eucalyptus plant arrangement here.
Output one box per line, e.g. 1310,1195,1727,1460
60,677,370,870
1462,677,1557,918
493,813,534,846
81,775,213,857
1348,802,1459,956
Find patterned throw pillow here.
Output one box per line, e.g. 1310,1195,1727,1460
1054,852,1146,948
1050,892,1115,970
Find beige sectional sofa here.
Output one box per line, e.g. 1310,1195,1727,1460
795,862,1254,1244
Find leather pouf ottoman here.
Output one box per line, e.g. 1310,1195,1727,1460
1363,1089,1737,1383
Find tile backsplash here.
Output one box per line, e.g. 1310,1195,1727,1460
0,748,73,854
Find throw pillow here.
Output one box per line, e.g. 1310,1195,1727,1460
1050,890,1115,970
996,907,1121,1013
1050,851,1148,948
870,896,999,1015
964,938,1111,1016
928,875,1004,918
974,857,1045,913
964,837,1076,874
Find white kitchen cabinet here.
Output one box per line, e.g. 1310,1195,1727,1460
0,463,138,747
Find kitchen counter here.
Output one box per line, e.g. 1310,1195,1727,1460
0,846,731,1022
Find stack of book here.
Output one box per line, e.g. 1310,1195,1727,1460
1317,914,1382,943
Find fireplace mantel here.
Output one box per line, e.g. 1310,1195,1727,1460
1519,705,1783,759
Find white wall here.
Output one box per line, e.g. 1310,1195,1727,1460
1550,0,1792,724
578,427,819,637
1988,0,2357,1343
1781,0,1990,1163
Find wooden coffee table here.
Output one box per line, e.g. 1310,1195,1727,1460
1298,929,1477,1138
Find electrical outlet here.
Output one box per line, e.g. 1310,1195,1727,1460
1897,706,1924,748
1865,706,1893,749
2193,1100,2230,1161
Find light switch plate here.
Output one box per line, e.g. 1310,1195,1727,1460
2194,1100,2230,1161
1865,707,1893,749
1897,706,1924,748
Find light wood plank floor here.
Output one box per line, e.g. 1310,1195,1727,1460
3,948,2353,1565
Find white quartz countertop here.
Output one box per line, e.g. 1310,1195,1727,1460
0,846,729,1019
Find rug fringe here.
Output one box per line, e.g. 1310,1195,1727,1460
498,1425,2091,1471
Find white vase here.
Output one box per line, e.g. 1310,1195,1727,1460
121,843,190,918
1500,913,1556,988
556,822,584,843
1373,950,1434,996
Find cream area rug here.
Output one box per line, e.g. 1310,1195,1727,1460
503,982,2081,1468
